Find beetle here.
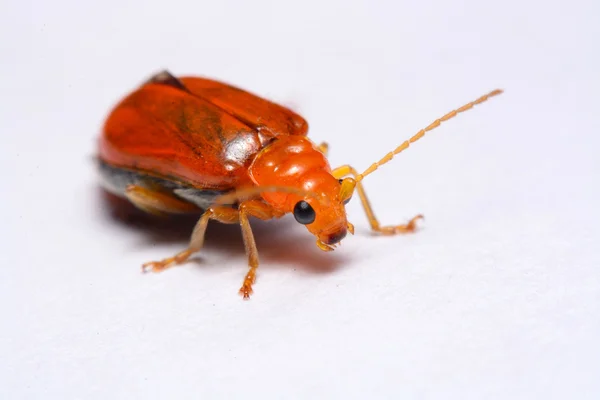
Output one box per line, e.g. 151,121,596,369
97,70,502,298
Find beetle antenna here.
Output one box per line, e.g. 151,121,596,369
214,185,328,205
355,89,503,182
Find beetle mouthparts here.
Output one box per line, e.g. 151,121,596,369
316,239,335,252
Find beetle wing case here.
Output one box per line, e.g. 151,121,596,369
98,70,308,191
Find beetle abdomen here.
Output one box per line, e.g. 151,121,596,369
97,160,227,210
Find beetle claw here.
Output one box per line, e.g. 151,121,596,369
141,260,170,273
141,249,192,273
238,284,254,299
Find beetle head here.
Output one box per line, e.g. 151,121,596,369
287,175,357,251
248,135,357,250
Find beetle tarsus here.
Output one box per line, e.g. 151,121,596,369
141,260,169,273
376,214,424,235
239,284,254,299
141,249,193,273
141,260,175,273
238,268,257,299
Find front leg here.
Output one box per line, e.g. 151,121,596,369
237,200,282,299
332,164,423,235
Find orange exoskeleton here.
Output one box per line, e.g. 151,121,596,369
98,70,503,298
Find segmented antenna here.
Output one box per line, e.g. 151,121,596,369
356,89,503,182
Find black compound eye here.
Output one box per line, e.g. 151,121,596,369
293,201,316,225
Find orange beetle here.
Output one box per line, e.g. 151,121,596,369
98,70,502,298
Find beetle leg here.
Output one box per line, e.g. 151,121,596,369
143,199,279,299
317,142,329,156
141,206,239,273
237,200,280,299
124,185,199,216
332,165,424,235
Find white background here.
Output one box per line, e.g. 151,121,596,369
1,0,599,398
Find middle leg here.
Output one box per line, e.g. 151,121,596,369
236,200,281,298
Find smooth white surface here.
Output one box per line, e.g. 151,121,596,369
1,0,599,398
